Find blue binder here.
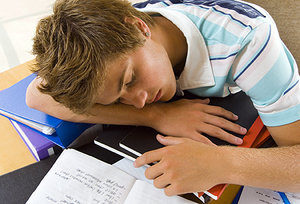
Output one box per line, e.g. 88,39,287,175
0,73,92,148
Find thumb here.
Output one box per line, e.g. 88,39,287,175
156,134,185,146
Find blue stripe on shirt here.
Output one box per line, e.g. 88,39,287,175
176,9,240,46
170,0,265,18
181,3,253,29
259,103,300,126
210,51,238,60
133,0,166,8
234,24,271,81
246,47,293,106
284,80,299,95
211,7,253,30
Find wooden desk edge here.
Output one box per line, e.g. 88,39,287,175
0,59,36,175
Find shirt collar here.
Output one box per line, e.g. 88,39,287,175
139,7,215,90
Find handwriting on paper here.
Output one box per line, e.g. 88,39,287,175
44,168,129,204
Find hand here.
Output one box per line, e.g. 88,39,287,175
134,135,229,196
148,99,247,145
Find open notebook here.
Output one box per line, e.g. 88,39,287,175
27,149,196,204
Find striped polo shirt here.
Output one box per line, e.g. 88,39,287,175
134,0,300,127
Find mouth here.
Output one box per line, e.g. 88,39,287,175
152,89,161,103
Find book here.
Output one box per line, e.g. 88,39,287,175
94,125,139,160
26,149,197,204
232,186,244,204
94,91,270,200
10,119,56,161
237,186,300,204
0,73,92,148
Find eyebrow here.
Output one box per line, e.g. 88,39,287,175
118,66,127,93
108,64,128,105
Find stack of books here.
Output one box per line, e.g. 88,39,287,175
0,74,93,161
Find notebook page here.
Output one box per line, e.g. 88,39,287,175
285,192,300,204
27,149,136,204
124,180,196,204
238,186,283,204
114,158,205,203
113,157,151,183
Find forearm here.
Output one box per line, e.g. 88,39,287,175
80,103,155,125
26,77,157,126
27,92,156,126
222,145,300,192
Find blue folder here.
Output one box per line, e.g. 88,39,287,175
0,73,92,148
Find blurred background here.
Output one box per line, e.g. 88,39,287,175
0,0,55,73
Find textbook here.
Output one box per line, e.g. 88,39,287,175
26,149,196,204
0,74,92,148
10,120,56,161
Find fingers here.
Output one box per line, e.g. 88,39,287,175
158,133,215,146
200,123,243,145
183,132,215,145
153,175,170,189
145,164,163,181
164,184,181,196
156,134,185,145
204,105,239,121
188,99,247,136
205,114,247,134
134,148,163,168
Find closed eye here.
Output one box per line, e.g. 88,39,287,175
125,72,136,88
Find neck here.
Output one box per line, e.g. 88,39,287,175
150,16,187,75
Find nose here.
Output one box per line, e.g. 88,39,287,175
121,89,148,109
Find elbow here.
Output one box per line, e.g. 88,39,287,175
25,78,85,123
26,94,38,110
25,78,45,113
25,83,39,110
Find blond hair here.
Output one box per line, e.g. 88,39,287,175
32,0,154,114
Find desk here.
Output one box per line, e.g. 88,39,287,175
0,60,34,175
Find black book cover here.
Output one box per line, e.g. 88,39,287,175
94,125,138,160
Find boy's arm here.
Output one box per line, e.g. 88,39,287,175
134,122,300,195
25,77,154,125
26,77,246,145
267,121,300,146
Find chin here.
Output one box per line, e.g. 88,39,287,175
163,88,177,101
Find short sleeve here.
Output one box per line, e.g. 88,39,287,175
231,21,300,127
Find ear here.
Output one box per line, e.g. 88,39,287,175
124,16,151,38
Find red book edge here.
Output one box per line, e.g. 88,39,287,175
252,126,271,148
197,116,269,200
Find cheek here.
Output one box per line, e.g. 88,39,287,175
141,66,169,85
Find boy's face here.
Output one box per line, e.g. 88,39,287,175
95,38,177,108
